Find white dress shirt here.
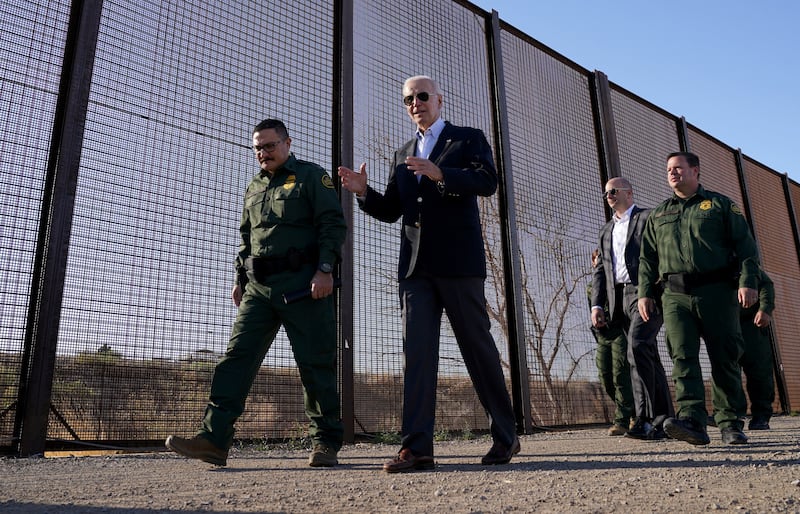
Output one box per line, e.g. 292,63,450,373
415,117,445,160
611,204,636,284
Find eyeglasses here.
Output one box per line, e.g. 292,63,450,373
602,188,630,199
252,140,284,153
403,92,431,106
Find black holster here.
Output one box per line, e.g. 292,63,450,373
237,265,249,292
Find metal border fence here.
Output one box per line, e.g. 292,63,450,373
2,0,797,456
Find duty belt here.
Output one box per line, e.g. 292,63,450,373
662,266,737,294
246,246,318,283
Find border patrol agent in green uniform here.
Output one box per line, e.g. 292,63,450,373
638,151,759,446
739,269,776,430
166,119,347,467
588,251,634,436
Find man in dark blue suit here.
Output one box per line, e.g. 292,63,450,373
339,75,519,472
591,177,674,440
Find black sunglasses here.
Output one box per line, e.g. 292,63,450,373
602,187,631,199
403,92,431,106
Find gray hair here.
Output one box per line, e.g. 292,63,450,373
404,75,442,94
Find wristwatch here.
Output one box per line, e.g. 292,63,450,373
318,262,333,273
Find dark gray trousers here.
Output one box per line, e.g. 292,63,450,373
398,274,516,457
618,284,674,424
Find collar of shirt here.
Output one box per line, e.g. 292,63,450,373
414,117,446,159
613,204,636,224
670,184,708,204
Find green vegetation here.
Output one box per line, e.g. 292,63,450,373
371,432,401,444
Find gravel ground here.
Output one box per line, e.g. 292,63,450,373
3,416,800,513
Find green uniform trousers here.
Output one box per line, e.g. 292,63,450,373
739,312,775,419
662,282,746,431
198,269,343,451
592,319,634,427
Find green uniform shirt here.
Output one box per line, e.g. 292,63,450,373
638,185,759,299
235,154,346,277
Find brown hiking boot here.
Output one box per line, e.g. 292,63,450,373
165,435,228,466
308,444,338,467
607,424,627,436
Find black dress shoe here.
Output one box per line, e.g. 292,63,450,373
648,426,667,440
625,418,653,440
626,418,667,440
721,427,749,445
663,417,710,445
383,448,435,473
748,417,770,430
481,437,520,465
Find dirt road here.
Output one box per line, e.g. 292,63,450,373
3,416,800,513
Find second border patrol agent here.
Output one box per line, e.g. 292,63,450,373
738,269,776,430
638,151,759,446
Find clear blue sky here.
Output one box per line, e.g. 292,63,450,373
471,0,799,183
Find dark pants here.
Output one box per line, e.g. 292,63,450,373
662,282,746,431
198,269,342,451
739,309,775,419
616,284,674,424
591,318,634,427
398,274,516,457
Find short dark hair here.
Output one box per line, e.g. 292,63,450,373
667,151,699,167
253,119,289,139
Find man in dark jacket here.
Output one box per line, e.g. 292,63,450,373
339,75,518,472
591,177,673,440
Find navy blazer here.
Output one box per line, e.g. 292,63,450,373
359,122,498,280
591,206,651,320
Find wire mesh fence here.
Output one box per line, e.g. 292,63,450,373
1,0,797,454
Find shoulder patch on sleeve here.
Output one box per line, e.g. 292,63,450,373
321,174,334,189
731,203,743,215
